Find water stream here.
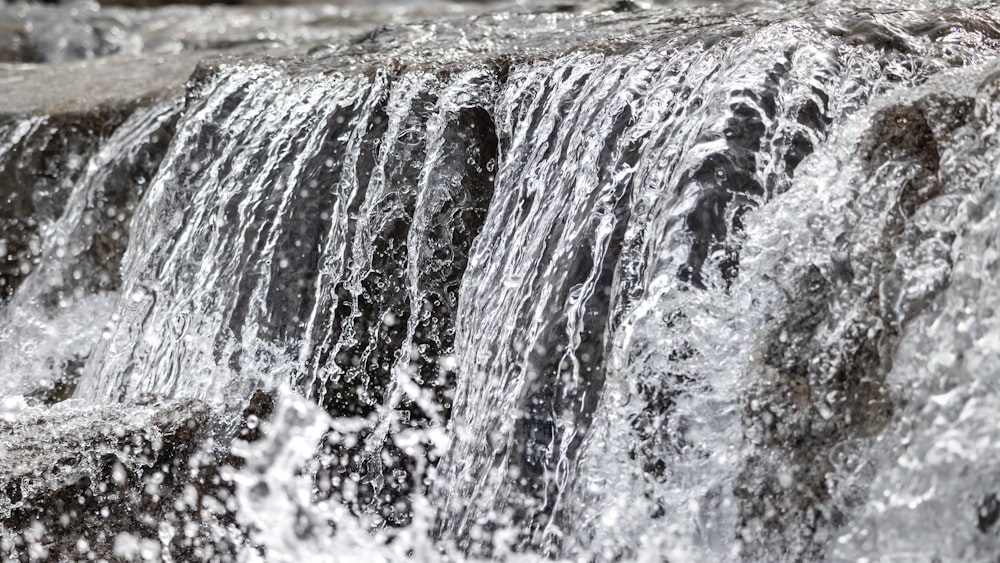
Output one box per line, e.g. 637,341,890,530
4,0,1000,560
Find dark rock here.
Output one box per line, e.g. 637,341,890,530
0,24,30,63
238,389,276,443
23,356,86,406
308,89,500,530
678,55,825,289
0,108,127,303
0,397,245,561
979,494,1000,533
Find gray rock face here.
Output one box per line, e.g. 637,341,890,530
0,54,203,115
0,397,244,561
0,53,202,305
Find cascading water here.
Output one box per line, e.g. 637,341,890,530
1,96,183,399
6,0,1000,561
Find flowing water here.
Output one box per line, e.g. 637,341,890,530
5,0,1000,560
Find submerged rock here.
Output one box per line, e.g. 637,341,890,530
738,77,982,559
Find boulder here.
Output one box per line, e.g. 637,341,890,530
738,87,977,559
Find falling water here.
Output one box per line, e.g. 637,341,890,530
6,0,1000,561
0,96,182,398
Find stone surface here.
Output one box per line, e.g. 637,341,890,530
0,53,205,115
0,396,244,561
738,86,978,559
0,53,201,305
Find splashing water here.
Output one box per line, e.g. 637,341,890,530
6,0,1000,561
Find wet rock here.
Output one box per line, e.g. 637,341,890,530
737,90,975,559
0,53,204,116
238,388,276,443
0,397,244,561
678,61,791,288
978,494,1000,533
23,356,86,406
0,108,127,303
309,89,500,530
0,54,199,304
823,66,1000,560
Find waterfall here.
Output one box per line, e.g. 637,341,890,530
6,1,1000,560
435,8,1000,559
0,96,183,398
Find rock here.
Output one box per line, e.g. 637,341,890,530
0,53,204,116
237,388,276,444
0,24,30,63
0,53,200,304
23,356,86,406
825,65,1000,560
0,397,245,561
978,494,1000,533
737,88,976,559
